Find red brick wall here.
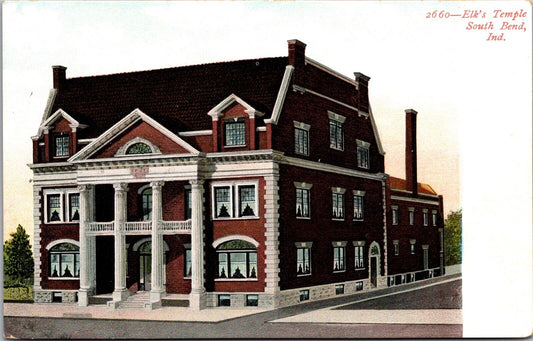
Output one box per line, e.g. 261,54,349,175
277,164,385,290
93,121,189,158
216,103,256,153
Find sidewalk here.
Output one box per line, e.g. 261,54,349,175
4,273,461,323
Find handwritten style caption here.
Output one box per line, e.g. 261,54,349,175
426,9,528,41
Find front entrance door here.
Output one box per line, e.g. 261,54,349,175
139,242,152,291
370,257,377,287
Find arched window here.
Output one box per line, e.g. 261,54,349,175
216,240,257,279
140,187,152,221
126,142,152,155
49,243,79,278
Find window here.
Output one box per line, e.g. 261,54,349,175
47,194,62,222
392,206,398,225
184,247,192,278
409,208,415,225
225,118,246,146
294,182,312,218
354,241,365,269
141,187,152,221
356,140,370,169
212,183,258,219
294,121,310,155
246,294,259,307
331,188,346,220
299,290,310,301
329,120,344,150
353,190,365,221
432,210,438,226
126,142,152,155
49,243,79,278
68,193,80,222
54,133,69,157
296,242,312,276
218,294,231,306
393,240,399,256
185,189,192,220
216,240,257,279
333,247,345,272
423,209,429,226
356,281,363,291
335,284,345,295
410,239,416,254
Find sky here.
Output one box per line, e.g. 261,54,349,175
2,1,532,336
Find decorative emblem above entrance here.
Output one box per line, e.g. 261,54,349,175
131,167,149,179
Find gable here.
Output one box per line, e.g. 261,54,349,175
91,120,190,159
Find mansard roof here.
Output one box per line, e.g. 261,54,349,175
388,176,438,196
50,57,288,138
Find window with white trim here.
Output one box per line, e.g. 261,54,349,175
224,118,246,146
328,112,346,151
410,239,416,254
184,246,192,278
141,187,152,221
331,187,346,220
356,140,370,169
392,206,399,225
54,133,69,157
296,242,312,276
353,190,365,221
185,188,192,220
294,182,312,218
432,210,438,226
216,240,257,279
423,209,429,226
126,142,152,155
49,243,79,278
353,241,365,270
393,240,399,256
332,242,346,272
44,189,79,223
409,207,415,225
212,182,258,219
294,121,310,156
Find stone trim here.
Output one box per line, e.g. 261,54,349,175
263,164,281,304
327,111,346,123
293,121,310,131
33,185,43,290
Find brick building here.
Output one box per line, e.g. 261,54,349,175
29,39,444,309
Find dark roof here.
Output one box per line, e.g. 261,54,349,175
51,57,288,137
388,176,438,196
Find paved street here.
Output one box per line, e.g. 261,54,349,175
4,275,462,339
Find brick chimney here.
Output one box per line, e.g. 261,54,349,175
52,65,67,90
405,109,418,196
287,39,306,68
354,72,371,112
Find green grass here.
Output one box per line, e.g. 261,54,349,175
4,286,34,302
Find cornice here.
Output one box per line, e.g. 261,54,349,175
390,195,440,206
28,162,76,173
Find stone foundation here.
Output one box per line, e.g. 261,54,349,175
34,290,78,303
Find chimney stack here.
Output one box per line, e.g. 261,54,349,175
52,65,67,90
287,39,306,68
354,72,371,112
405,109,418,196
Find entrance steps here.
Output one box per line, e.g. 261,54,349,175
117,291,150,309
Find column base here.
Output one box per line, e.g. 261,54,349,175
112,288,130,302
189,291,206,310
78,288,94,307
150,289,166,304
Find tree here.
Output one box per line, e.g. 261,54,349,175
4,224,34,286
444,209,462,266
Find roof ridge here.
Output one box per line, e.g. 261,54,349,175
66,56,287,81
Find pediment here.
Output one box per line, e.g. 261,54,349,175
69,108,199,162
207,93,264,120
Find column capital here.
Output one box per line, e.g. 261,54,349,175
150,181,165,189
113,183,128,192
77,184,94,192
189,179,204,187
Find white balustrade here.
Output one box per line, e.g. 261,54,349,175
86,222,114,235
160,219,192,234
124,221,152,234
85,220,191,235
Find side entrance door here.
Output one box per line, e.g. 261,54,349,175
370,257,377,287
139,242,152,291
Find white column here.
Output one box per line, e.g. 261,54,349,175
150,181,165,306
264,166,281,308
78,184,92,306
112,183,129,302
189,179,205,310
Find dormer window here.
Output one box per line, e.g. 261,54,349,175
225,118,246,146
126,142,152,155
54,133,69,157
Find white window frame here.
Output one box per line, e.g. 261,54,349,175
353,240,365,270
432,210,438,226
392,205,399,225
353,190,366,221
356,139,370,169
328,111,346,151
409,207,415,225
294,121,311,156
44,188,80,224
295,241,313,276
224,117,246,147
294,182,312,219
393,240,399,256
332,241,347,273
410,239,416,254
66,191,80,222
331,187,346,220
211,181,259,220
423,209,429,226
